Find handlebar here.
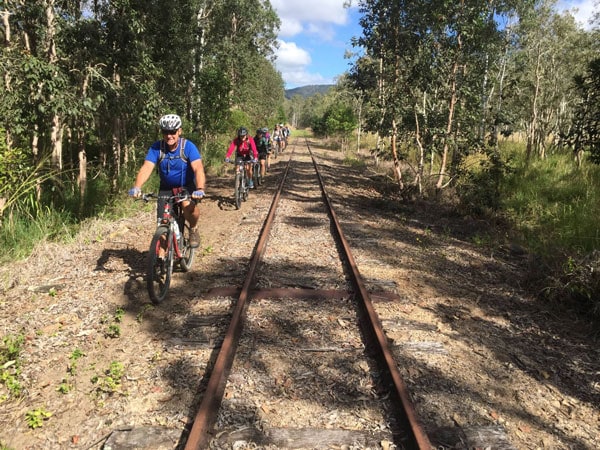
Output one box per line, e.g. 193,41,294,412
229,159,257,165
137,191,203,202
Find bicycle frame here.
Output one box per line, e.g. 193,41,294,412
157,195,187,260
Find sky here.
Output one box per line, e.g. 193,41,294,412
270,0,599,90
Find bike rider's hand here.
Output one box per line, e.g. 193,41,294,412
128,187,141,198
225,157,231,163
192,189,205,199
252,158,258,163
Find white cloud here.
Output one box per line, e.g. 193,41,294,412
557,0,598,29
274,40,329,87
270,0,355,87
271,0,351,30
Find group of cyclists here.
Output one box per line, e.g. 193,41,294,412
128,114,291,248
224,123,290,188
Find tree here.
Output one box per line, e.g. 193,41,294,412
570,58,600,164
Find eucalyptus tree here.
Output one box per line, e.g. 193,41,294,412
508,0,595,161
351,0,533,193
198,0,281,127
569,57,600,165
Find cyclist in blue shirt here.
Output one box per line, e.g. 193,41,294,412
128,114,205,248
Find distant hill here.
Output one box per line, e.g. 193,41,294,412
285,84,334,99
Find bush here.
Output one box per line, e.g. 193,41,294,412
541,252,600,319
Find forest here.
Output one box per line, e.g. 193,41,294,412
1,0,599,317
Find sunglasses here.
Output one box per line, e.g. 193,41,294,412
162,129,178,135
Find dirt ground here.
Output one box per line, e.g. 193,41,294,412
0,139,599,449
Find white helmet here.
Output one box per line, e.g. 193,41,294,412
159,114,182,131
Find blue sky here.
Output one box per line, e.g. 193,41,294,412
271,0,598,89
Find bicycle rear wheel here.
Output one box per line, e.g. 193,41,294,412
179,222,196,272
234,172,242,209
147,226,173,304
254,163,262,186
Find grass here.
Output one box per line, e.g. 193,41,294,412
501,149,600,255
290,128,313,138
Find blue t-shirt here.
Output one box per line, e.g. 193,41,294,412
145,138,201,189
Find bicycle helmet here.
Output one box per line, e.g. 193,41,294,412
237,127,248,137
256,128,263,135
159,114,182,131
262,127,268,133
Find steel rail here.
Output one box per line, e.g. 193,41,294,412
184,140,432,449
306,141,432,449
183,148,296,449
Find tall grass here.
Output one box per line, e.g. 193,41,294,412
501,145,600,256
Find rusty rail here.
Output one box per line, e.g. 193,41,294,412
183,140,432,449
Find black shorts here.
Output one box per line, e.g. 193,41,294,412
258,152,268,161
156,186,197,221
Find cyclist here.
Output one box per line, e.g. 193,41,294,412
263,127,272,171
225,127,259,188
272,124,283,156
282,124,290,149
254,128,269,179
128,114,205,248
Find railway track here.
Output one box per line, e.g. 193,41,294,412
182,140,432,449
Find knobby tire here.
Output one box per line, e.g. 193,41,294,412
147,226,173,304
234,172,242,209
242,170,249,201
179,220,196,272
254,163,262,186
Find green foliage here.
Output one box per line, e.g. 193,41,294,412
136,305,154,323
324,104,357,137
570,58,600,163
102,309,124,338
228,110,251,135
57,380,72,394
343,155,367,170
113,308,125,323
456,147,515,214
502,151,600,255
25,407,52,429
0,333,24,401
92,361,125,394
67,348,85,376
0,131,58,223
291,129,313,138
0,206,79,264
541,252,600,319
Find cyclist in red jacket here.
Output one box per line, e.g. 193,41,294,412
225,127,259,188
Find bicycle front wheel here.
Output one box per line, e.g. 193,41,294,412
242,174,249,201
234,172,242,209
179,223,196,272
147,226,173,304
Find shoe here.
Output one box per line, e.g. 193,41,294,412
248,180,254,189
189,228,200,248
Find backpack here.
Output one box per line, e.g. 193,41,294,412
157,138,187,170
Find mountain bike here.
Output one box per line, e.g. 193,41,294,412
230,158,252,209
139,191,198,304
